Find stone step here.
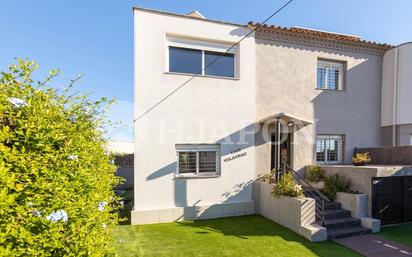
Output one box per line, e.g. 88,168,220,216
327,226,371,240
317,217,361,230
323,202,341,210
323,209,351,219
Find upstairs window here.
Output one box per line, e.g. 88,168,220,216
204,51,235,77
176,144,220,176
316,135,344,164
169,47,202,74
317,60,345,90
167,36,237,78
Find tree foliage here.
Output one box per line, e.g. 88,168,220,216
0,59,122,256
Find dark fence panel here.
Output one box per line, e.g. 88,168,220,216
355,146,412,165
372,177,403,225
372,176,412,225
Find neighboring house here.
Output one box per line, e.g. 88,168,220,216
132,7,412,224
108,141,134,190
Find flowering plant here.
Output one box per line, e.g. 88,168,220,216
272,173,304,198
0,59,123,256
352,152,372,166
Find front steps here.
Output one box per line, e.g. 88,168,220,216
314,200,371,240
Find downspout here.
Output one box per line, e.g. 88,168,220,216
275,119,281,181
392,48,399,146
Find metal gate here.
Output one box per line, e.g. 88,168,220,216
372,176,412,225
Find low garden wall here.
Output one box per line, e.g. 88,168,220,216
336,192,380,233
253,181,327,242
355,146,412,165
320,165,412,216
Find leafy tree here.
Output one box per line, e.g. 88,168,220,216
0,59,122,256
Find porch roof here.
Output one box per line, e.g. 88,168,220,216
257,113,313,126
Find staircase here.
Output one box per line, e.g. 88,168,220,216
281,162,372,240
310,195,372,240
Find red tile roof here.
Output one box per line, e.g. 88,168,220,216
247,22,394,53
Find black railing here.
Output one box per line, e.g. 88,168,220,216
281,162,330,225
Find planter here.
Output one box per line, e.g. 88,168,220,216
335,192,367,218
254,181,327,242
353,162,367,166
309,181,324,190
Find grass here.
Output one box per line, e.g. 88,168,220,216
378,222,412,248
113,215,361,257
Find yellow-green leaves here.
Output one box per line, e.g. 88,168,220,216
0,59,121,257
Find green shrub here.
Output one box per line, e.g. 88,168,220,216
272,173,304,198
322,174,351,200
306,165,325,182
0,60,123,256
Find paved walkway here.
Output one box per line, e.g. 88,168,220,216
335,234,412,257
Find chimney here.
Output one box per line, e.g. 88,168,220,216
186,10,205,19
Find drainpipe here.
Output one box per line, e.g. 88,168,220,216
275,119,281,181
392,48,399,146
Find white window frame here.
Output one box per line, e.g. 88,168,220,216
166,35,238,78
317,59,345,90
175,144,221,177
316,135,344,164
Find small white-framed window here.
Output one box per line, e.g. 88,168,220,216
316,135,344,164
317,59,345,90
176,144,221,177
409,134,412,146
166,36,237,78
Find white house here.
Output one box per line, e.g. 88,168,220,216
131,6,412,225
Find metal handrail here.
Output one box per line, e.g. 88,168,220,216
281,162,330,225
281,162,330,202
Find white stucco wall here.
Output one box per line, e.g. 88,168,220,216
255,38,382,165
381,42,412,145
382,43,412,126
133,8,256,213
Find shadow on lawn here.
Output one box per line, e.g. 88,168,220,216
175,215,360,257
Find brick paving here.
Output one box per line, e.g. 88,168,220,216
335,234,412,257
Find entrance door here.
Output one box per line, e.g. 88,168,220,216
271,132,292,173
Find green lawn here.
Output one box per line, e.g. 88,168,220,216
378,222,412,248
113,215,361,257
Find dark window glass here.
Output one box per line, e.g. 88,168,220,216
199,151,216,173
316,139,325,162
317,67,326,89
327,68,340,90
178,152,197,173
204,51,235,77
169,47,202,74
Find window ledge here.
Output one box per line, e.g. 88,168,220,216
316,88,346,92
174,174,221,179
164,72,240,81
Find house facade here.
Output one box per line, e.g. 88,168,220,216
132,7,411,224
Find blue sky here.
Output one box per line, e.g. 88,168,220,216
1,0,411,142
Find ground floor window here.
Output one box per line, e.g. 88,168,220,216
316,135,344,164
410,134,412,145
176,144,220,176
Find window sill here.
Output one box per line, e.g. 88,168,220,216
317,162,342,165
316,88,345,92
174,173,221,179
164,72,240,81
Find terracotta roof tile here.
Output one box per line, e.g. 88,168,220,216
247,21,394,52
